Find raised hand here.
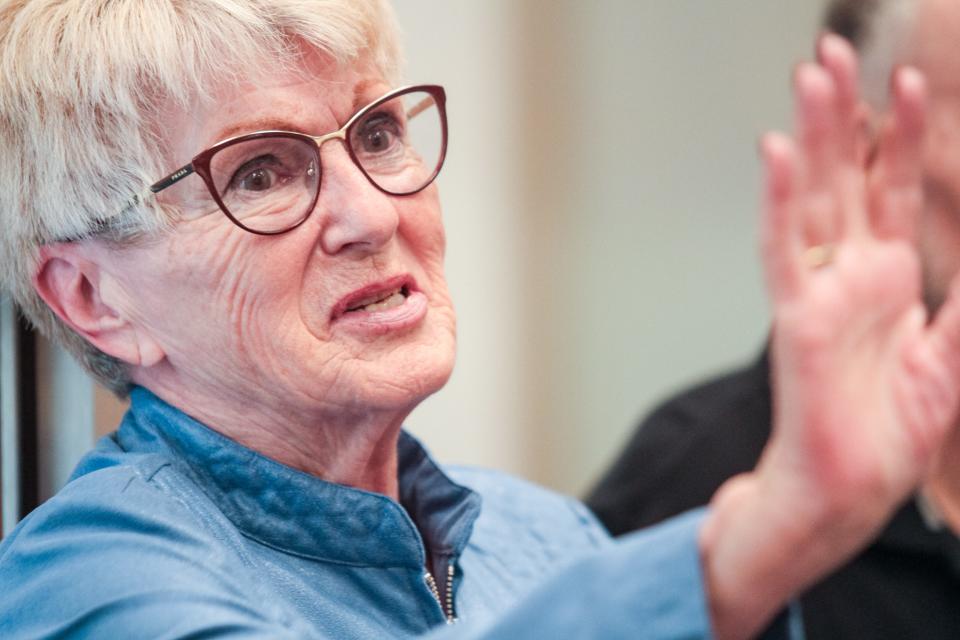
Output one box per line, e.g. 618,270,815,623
762,35,960,509
700,34,960,640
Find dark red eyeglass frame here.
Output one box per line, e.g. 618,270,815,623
149,84,448,236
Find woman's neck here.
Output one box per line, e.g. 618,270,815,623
138,373,412,500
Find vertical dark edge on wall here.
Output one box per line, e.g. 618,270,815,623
16,313,38,517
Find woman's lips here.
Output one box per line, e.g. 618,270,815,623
330,275,427,334
355,290,406,313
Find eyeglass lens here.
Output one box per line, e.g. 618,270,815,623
206,89,444,233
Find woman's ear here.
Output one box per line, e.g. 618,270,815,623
32,244,165,368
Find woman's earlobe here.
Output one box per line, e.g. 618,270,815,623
131,326,165,368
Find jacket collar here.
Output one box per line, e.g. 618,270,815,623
114,387,481,569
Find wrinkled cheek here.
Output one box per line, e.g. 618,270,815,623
416,223,448,284
400,216,445,256
400,187,446,254
432,213,447,258
221,282,298,363
202,254,301,372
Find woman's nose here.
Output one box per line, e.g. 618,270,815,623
313,142,400,257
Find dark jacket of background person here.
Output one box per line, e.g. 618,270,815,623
587,347,960,640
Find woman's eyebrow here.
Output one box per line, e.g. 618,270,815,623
211,118,305,143
211,81,390,143
352,79,390,109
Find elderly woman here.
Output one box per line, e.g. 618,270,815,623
0,2,958,639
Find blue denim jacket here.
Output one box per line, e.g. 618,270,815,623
0,387,799,639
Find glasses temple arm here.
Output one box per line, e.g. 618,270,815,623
150,162,195,193
406,96,436,120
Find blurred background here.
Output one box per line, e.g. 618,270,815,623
3,0,829,532
398,0,827,494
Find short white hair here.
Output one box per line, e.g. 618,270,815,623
0,0,403,395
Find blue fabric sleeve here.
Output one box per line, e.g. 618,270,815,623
426,509,803,640
0,480,800,639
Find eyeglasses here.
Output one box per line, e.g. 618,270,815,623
150,84,448,235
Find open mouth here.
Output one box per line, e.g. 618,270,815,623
329,275,427,334
345,285,411,314
332,276,418,321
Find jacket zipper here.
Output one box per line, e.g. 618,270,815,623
424,562,457,623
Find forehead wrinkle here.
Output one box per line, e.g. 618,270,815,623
204,85,392,148
205,90,316,143
163,60,390,172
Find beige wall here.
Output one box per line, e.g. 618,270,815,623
396,0,827,494
66,2,827,500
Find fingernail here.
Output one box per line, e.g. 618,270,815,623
898,66,923,90
820,32,848,54
758,132,788,159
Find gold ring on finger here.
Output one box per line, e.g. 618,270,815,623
802,244,835,269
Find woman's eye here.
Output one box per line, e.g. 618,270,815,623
237,167,275,191
363,128,392,153
357,114,402,154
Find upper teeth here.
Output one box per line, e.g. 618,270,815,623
348,288,407,313
361,291,405,312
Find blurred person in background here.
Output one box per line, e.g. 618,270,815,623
588,1,960,638
0,1,957,639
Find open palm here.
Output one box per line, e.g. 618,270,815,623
700,36,960,640
761,36,960,525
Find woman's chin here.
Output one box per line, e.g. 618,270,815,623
278,337,456,415
360,346,456,411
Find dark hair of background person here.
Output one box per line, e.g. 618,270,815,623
823,0,882,49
